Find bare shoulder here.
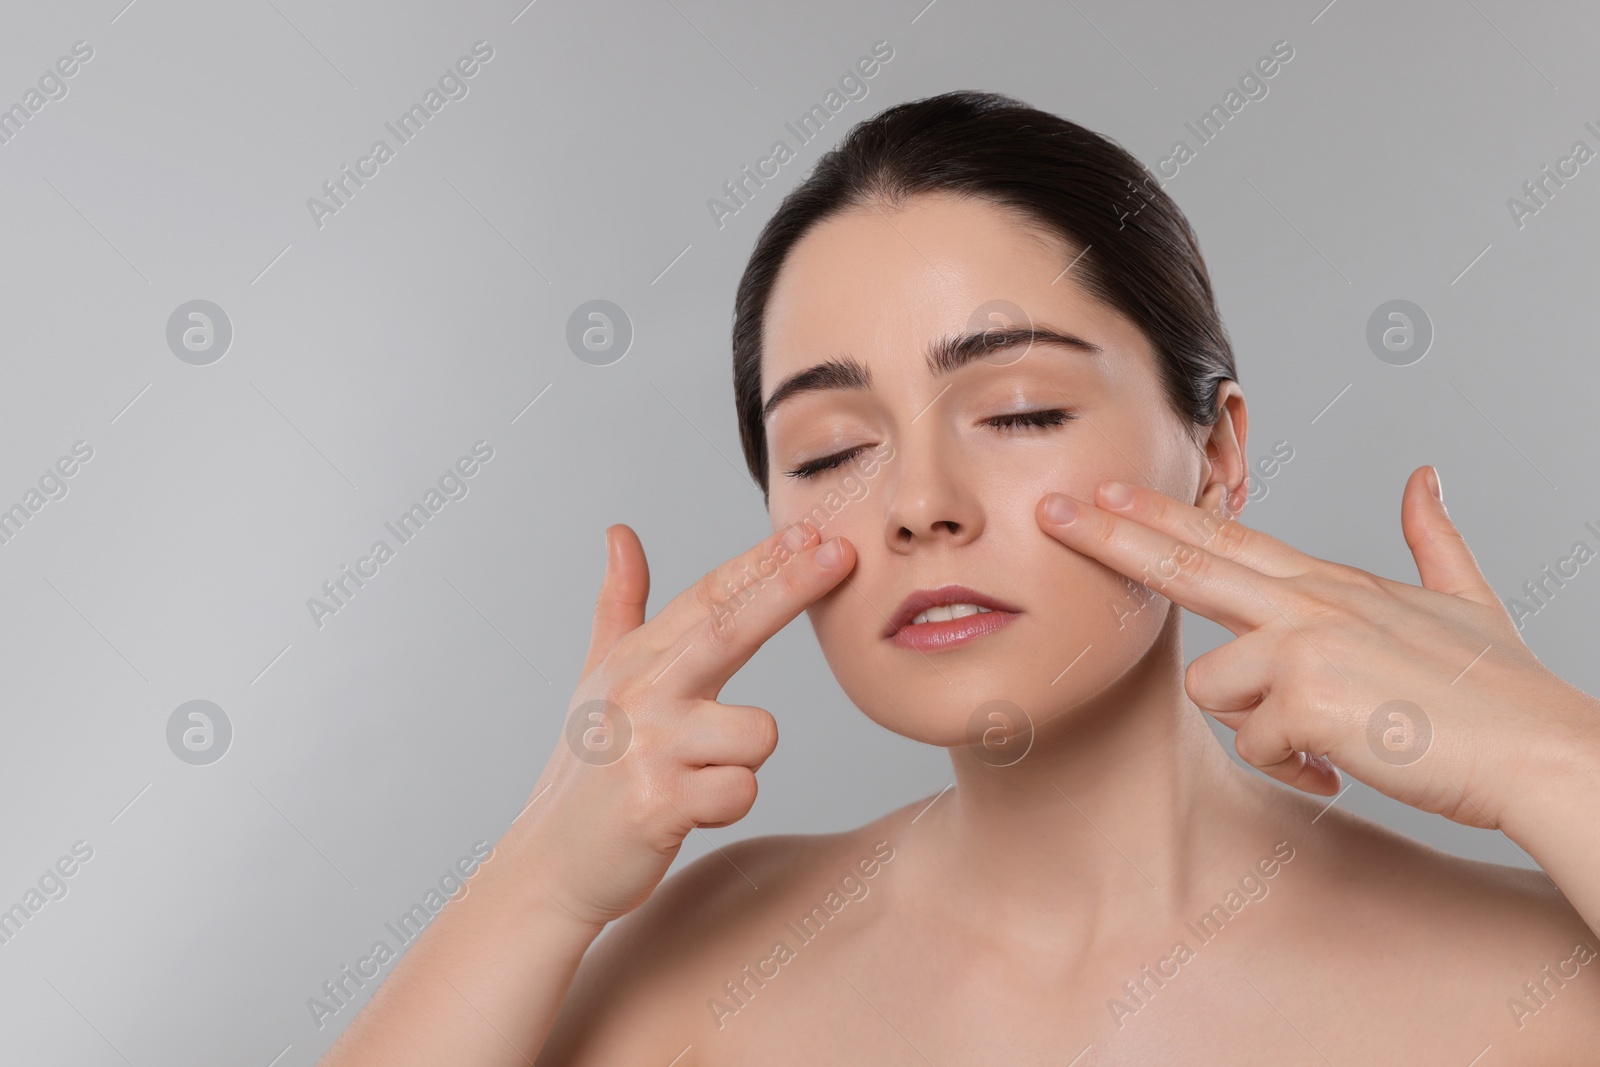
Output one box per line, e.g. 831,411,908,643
536,800,916,1066
1257,783,1600,1060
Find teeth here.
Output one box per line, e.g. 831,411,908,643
910,603,994,625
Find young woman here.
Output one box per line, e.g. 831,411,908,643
320,91,1600,1065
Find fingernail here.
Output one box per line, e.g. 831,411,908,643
816,537,844,568
1043,494,1077,525
1425,466,1442,502
1100,480,1134,509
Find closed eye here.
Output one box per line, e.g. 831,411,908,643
783,408,1077,480
984,408,1078,432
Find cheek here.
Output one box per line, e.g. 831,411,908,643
799,515,872,634
772,473,877,547
781,482,877,633
1013,511,1161,656
999,467,1176,645
793,503,1176,747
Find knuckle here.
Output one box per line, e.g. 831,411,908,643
1092,514,1122,553
1319,561,1377,595
1233,723,1274,767
691,572,727,623
694,764,755,812
716,768,759,813
1295,587,1349,626
1279,635,1323,679
691,584,741,652
1207,516,1252,558
700,603,741,654
749,707,779,757
704,575,758,652
774,555,814,604
1351,567,1391,598
1164,540,1209,583
603,675,646,715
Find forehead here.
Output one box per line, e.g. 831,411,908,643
760,192,1137,394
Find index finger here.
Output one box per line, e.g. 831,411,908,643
1036,486,1281,636
639,519,854,696
1092,479,1315,578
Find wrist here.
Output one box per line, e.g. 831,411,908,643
1497,686,1600,844
473,819,611,938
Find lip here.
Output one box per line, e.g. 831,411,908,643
888,608,1021,652
883,583,1024,641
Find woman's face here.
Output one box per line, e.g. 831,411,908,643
760,191,1243,746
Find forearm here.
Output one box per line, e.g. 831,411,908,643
1499,686,1600,940
317,827,604,1067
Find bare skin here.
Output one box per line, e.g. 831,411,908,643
539,615,1600,1065
537,192,1600,1063
322,191,1600,1065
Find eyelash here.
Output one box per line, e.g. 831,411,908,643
783,408,1079,480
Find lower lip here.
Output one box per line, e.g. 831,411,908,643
888,610,1020,652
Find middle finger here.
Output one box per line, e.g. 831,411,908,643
1037,485,1285,636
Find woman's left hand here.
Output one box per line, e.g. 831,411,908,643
1034,465,1600,834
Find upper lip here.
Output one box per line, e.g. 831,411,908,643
884,583,1023,638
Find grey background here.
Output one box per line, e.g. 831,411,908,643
1,0,1595,1061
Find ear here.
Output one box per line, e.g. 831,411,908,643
1194,380,1249,519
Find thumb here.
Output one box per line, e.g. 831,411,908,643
1402,466,1497,608
582,524,650,679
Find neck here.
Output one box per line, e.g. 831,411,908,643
910,606,1267,954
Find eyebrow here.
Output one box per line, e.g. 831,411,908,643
761,323,1103,423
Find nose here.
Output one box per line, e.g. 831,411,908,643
883,432,982,551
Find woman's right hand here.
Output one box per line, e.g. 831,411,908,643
505,518,855,932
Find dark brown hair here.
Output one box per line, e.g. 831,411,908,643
731,89,1238,503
